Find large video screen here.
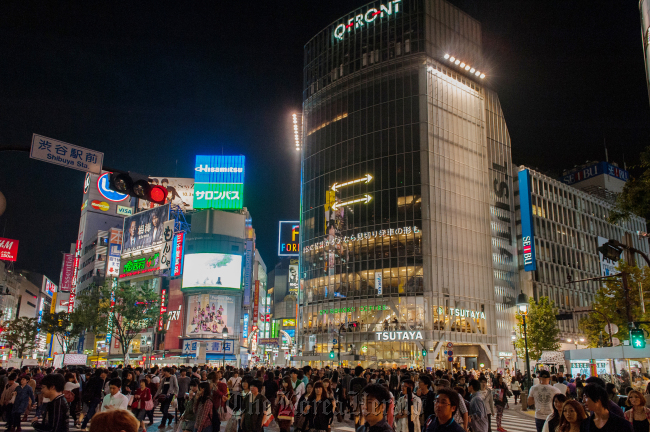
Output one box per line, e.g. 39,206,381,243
182,253,243,290
186,294,236,336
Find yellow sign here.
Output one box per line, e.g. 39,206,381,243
282,319,296,327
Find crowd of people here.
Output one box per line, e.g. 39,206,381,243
0,364,647,432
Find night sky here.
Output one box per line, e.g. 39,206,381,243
1,0,649,281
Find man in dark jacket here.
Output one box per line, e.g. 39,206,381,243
80,370,106,430
355,384,393,432
32,374,68,432
423,389,464,432
582,384,632,432
242,380,269,432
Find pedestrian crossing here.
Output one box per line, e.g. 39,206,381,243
492,410,536,432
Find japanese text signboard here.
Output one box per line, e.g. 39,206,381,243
30,134,104,175
182,339,235,355
0,237,19,262
193,155,245,210
160,220,175,270
171,232,185,277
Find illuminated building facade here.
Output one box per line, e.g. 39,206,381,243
298,0,519,369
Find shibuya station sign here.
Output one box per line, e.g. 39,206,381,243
304,225,419,253
333,0,401,41
375,330,423,341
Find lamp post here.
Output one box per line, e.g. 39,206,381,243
517,291,532,410
510,331,517,373
222,326,229,369
566,337,585,350
144,336,152,370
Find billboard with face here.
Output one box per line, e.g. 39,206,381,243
121,204,170,254
186,294,236,336
137,177,194,211
182,253,243,290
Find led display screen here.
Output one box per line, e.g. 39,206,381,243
193,155,245,210
182,253,243,290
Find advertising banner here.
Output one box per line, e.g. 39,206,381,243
171,232,185,277
165,279,184,350
42,277,56,297
160,220,175,270
181,253,242,290
137,177,194,211
119,251,160,278
598,236,617,276
518,169,537,271
182,339,235,355
106,228,123,277
193,155,245,210
243,313,249,339
158,289,167,331
60,253,75,292
186,294,235,336
288,263,298,296
375,272,382,296
253,280,260,325
0,238,19,262
121,204,170,254
278,221,300,256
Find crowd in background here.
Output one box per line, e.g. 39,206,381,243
0,364,647,432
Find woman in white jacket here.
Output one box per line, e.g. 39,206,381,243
395,380,421,432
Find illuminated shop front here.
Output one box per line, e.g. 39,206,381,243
297,0,519,369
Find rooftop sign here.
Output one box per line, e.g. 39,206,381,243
333,1,401,41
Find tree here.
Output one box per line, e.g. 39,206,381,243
73,285,105,334
4,317,40,358
579,261,650,347
40,312,83,362
609,146,650,224
514,296,560,361
94,281,160,364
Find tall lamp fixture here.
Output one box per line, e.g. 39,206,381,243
516,291,532,410
511,331,517,371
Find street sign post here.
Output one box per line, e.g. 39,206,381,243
30,134,104,175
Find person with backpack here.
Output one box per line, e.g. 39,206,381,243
154,367,178,428
80,369,106,431
349,366,367,427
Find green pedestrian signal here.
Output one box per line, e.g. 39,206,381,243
421,349,427,357
329,349,335,359
631,329,646,349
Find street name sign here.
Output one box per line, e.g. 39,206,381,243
30,134,104,175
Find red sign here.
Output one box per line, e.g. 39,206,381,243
60,254,75,292
158,289,167,331
253,280,260,324
0,238,19,262
164,279,184,350
172,232,185,277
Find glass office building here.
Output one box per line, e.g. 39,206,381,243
298,0,519,369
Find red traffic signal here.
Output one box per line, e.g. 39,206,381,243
109,172,167,205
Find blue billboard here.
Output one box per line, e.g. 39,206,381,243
194,156,245,210
518,169,537,272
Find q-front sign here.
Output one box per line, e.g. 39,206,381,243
333,1,402,42
375,331,423,341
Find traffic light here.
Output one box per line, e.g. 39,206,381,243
630,329,646,349
109,172,168,205
421,349,427,357
329,349,335,359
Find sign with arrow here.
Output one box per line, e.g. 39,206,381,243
332,194,372,210
331,174,373,192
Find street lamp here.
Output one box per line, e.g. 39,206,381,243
222,326,229,368
516,291,532,408
511,331,517,371
143,336,152,370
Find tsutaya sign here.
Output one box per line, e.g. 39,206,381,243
438,307,486,320
375,330,423,341
333,0,402,41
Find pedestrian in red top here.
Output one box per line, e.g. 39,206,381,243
131,380,152,432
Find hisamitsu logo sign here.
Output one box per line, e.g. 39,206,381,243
194,155,245,210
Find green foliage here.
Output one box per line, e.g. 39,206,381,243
514,296,560,361
40,311,83,354
579,261,650,347
609,146,650,223
4,317,40,358
72,285,105,333
95,282,160,363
